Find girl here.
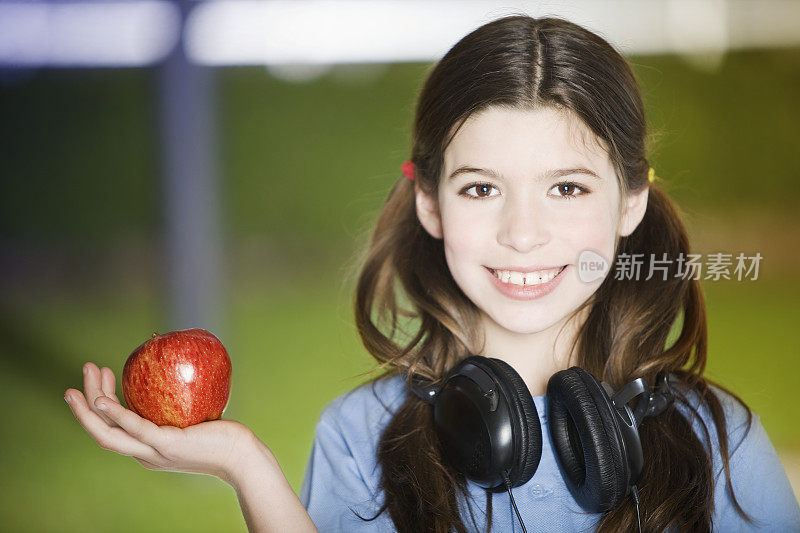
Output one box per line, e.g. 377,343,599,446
65,15,799,532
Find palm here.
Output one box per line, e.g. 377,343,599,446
65,362,254,481
151,418,252,476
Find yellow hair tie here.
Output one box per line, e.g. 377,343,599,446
648,167,656,183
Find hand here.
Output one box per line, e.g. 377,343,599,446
65,362,255,482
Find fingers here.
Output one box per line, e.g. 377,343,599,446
135,457,166,471
65,388,166,465
83,362,118,428
90,394,172,452
100,366,121,404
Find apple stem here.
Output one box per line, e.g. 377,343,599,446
152,331,159,339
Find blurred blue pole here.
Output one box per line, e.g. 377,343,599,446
157,0,225,338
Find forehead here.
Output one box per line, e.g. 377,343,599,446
443,105,613,177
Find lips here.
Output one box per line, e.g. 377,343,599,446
484,264,569,300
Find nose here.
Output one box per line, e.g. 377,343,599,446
496,196,551,253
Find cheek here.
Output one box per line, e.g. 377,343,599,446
440,205,491,255
439,205,495,284
553,201,618,261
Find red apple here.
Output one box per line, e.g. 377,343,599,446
121,328,232,428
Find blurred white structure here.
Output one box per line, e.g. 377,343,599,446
0,1,179,66
186,0,800,64
2,0,799,69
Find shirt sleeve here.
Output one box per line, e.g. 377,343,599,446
712,411,800,531
299,387,400,532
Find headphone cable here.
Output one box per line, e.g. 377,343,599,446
501,471,528,533
631,484,642,533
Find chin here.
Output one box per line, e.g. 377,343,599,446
483,306,566,335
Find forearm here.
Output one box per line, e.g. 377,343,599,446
224,433,318,533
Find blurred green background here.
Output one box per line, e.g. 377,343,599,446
1,46,799,531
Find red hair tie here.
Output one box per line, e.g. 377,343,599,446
401,160,415,181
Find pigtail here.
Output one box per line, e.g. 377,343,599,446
353,173,487,532
585,182,756,532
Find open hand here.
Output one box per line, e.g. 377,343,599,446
65,362,254,482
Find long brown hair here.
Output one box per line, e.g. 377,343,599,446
351,14,754,532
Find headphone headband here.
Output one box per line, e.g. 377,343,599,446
412,365,675,420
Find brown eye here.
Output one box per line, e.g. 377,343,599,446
549,181,588,199
476,184,492,197
461,183,499,200
559,184,575,195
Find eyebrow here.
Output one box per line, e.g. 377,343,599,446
447,165,601,181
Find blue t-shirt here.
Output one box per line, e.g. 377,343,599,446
299,374,800,532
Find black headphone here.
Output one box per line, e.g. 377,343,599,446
411,355,674,526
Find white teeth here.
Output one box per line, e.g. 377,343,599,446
508,271,524,285
492,267,562,286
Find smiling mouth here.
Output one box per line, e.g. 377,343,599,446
486,265,567,286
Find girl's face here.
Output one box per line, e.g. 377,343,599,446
415,105,648,336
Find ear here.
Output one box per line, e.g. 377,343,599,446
618,184,649,237
415,183,443,239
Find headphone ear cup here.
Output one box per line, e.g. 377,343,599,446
546,367,629,512
480,358,542,488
